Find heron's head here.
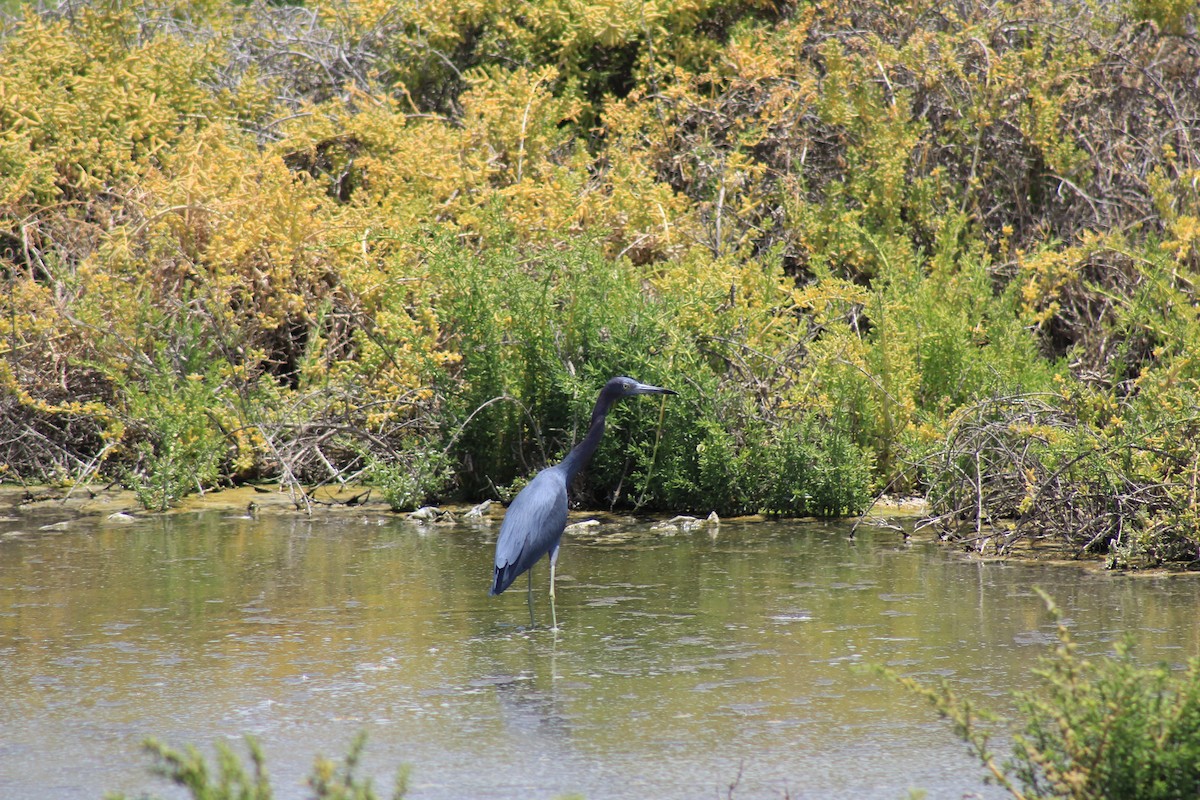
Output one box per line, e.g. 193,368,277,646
605,376,677,398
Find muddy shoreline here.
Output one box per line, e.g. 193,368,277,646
1,483,930,525
3,483,1178,575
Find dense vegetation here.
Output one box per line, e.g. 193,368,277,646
2,0,1199,564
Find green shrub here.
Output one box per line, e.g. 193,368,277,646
368,447,453,512
886,590,1200,800
426,234,873,515
120,341,230,512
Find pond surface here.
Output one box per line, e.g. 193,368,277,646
2,501,1199,800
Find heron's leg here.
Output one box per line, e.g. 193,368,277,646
526,570,535,628
548,544,560,631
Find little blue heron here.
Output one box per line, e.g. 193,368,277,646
489,376,676,629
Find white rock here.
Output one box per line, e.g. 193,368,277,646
465,500,493,518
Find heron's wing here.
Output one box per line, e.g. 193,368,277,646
490,467,568,594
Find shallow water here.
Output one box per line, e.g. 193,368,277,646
2,505,1199,799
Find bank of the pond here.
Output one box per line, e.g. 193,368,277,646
1,484,391,522
10,483,1182,577
3,483,932,526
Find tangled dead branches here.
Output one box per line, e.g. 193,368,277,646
920,395,1200,566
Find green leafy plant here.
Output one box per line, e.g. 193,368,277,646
368,446,454,512
121,344,230,512
883,589,1200,799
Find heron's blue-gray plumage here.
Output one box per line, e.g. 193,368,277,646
488,376,676,621
490,466,568,595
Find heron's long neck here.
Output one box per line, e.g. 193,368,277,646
558,390,616,483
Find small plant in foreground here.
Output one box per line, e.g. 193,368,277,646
104,732,409,800
367,446,453,512
880,589,1200,799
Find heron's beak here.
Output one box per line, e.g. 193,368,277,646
634,382,677,395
